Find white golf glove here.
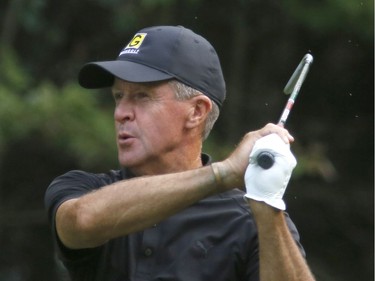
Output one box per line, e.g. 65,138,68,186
244,133,297,210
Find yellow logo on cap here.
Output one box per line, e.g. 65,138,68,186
119,33,147,55
126,33,147,49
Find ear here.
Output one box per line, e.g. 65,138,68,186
185,95,212,129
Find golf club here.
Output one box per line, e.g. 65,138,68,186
256,53,314,169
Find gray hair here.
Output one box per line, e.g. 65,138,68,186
168,80,220,140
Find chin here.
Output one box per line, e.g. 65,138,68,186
118,152,145,169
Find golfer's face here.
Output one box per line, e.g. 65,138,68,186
112,79,190,175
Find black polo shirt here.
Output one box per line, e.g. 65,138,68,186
45,155,304,281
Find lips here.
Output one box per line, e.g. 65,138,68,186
117,132,136,145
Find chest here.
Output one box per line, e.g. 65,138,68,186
101,202,257,281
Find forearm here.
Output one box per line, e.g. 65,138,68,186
57,164,225,249
56,124,294,249
248,200,315,281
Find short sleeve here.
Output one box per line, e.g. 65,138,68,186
44,170,112,263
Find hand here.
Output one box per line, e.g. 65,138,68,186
244,133,297,210
216,124,294,190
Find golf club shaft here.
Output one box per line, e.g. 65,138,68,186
257,54,313,169
278,55,313,126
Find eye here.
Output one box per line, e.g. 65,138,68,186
113,92,123,102
136,92,148,99
133,92,150,100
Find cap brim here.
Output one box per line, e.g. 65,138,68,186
78,60,174,89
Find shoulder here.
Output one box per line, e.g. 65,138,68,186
195,188,257,230
219,189,306,256
44,169,122,216
208,189,304,250
47,169,123,194
45,169,122,198
217,188,252,214
50,169,123,186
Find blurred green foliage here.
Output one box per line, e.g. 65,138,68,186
0,0,373,280
283,0,373,39
0,47,117,170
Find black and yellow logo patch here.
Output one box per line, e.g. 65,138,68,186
119,33,147,55
126,33,147,49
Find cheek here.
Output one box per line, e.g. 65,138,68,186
146,113,184,142
146,122,175,142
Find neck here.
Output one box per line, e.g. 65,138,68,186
129,140,203,176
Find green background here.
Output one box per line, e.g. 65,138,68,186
0,1,373,280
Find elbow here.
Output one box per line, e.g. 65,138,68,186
56,199,108,249
75,201,107,247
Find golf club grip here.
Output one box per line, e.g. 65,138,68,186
256,151,275,169
256,123,282,169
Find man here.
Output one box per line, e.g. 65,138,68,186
45,25,315,281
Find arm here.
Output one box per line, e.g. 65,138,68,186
56,123,314,281
56,123,286,249
56,165,227,249
248,200,315,281
55,125,264,251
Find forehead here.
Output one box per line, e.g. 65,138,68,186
112,78,171,92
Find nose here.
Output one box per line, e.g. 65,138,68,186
114,100,135,123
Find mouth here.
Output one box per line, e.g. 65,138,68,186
117,132,135,146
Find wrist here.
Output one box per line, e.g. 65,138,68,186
210,163,226,192
245,198,283,219
211,161,243,191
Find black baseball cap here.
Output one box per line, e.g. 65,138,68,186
78,25,226,107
